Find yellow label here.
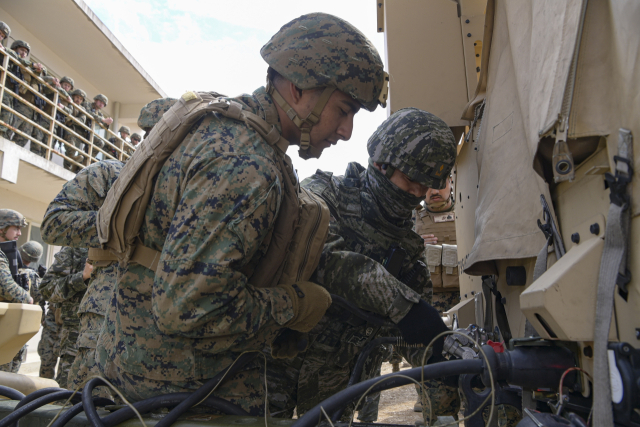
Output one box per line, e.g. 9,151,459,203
181,91,198,101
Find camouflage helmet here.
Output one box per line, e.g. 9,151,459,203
11,40,30,54
261,13,388,158
0,209,27,229
130,132,142,142
137,98,178,130
367,108,457,189
70,89,87,100
118,125,131,135
94,94,108,106
19,241,43,264
60,76,75,89
0,22,10,40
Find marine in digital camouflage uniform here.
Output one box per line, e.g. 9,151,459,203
0,21,12,138
39,246,89,388
64,89,89,172
38,301,61,379
41,160,123,395
88,13,387,413
265,108,458,422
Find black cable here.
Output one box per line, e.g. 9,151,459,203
154,352,257,427
50,398,113,427
293,359,484,427
0,391,81,427
0,386,25,401
101,393,249,427
82,378,108,427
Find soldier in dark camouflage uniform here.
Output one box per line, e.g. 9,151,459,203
39,246,90,388
83,13,387,413
0,211,39,372
266,108,458,421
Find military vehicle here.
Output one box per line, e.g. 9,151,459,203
1,0,638,426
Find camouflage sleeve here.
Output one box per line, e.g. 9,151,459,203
0,253,31,303
40,247,87,303
42,161,122,248
152,154,295,337
311,231,421,324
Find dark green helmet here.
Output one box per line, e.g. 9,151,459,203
0,209,27,229
137,98,178,129
367,108,457,189
20,241,43,264
118,125,131,135
60,76,74,89
70,89,87,100
11,40,30,54
0,22,10,40
130,132,142,142
94,94,108,106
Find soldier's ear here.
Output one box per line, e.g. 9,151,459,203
288,81,304,105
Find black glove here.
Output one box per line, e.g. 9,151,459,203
397,299,449,362
270,328,309,359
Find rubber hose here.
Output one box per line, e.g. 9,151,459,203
101,393,249,427
293,359,484,427
330,295,387,327
154,352,257,427
82,378,108,427
0,386,25,401
331,337,399,422
50,399,114,427
0,390,81,427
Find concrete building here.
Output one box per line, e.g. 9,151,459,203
0,0,166,267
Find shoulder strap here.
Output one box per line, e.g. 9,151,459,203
97,91,290,269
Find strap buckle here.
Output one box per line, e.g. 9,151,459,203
605,155,634,207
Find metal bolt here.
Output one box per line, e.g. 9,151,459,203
467,33,472,37
590,223,600,235
501,297,507,305
476,67,480,72
583,346,593,357
465,19,470,23
471,291,475,295
571,233,580,244
636,328,640,340
622,345,631,355
464,294,468,298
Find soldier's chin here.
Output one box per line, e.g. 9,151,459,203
298,145,324,160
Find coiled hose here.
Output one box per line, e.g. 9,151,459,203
293,358,484,427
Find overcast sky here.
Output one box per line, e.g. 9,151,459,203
84,0,389,181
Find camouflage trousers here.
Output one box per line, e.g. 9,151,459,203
0,346,26,373
37,307,61,378
56,318,80,389
11,100,36,150
98,352,268,415
0,93,13,136
68,313,113,399
30,110,50,158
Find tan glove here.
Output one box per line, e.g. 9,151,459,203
54,307,63,325
278,281,332,333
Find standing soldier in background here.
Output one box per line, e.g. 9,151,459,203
0,210,37,372
0,21,12,138
39,246,90,388
125,132,141,157
101,125,129,159
5,40,48,155
64,89,88,172
39,75,74,152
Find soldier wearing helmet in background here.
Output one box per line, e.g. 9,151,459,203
0,22,11,137
265,108,457,420
91,12,387,412
39,75,75,150
63,88,88,172
0,209,35,373
98,124,129,160
127,132,141,154
85,94,113,158
3,40,48,155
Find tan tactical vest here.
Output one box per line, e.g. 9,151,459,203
94,91,329,288
414,204,459,292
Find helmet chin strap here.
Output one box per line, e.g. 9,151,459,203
267,80,336,158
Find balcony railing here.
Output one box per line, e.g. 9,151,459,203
0,52,133,170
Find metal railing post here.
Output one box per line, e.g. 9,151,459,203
0,53,8,123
